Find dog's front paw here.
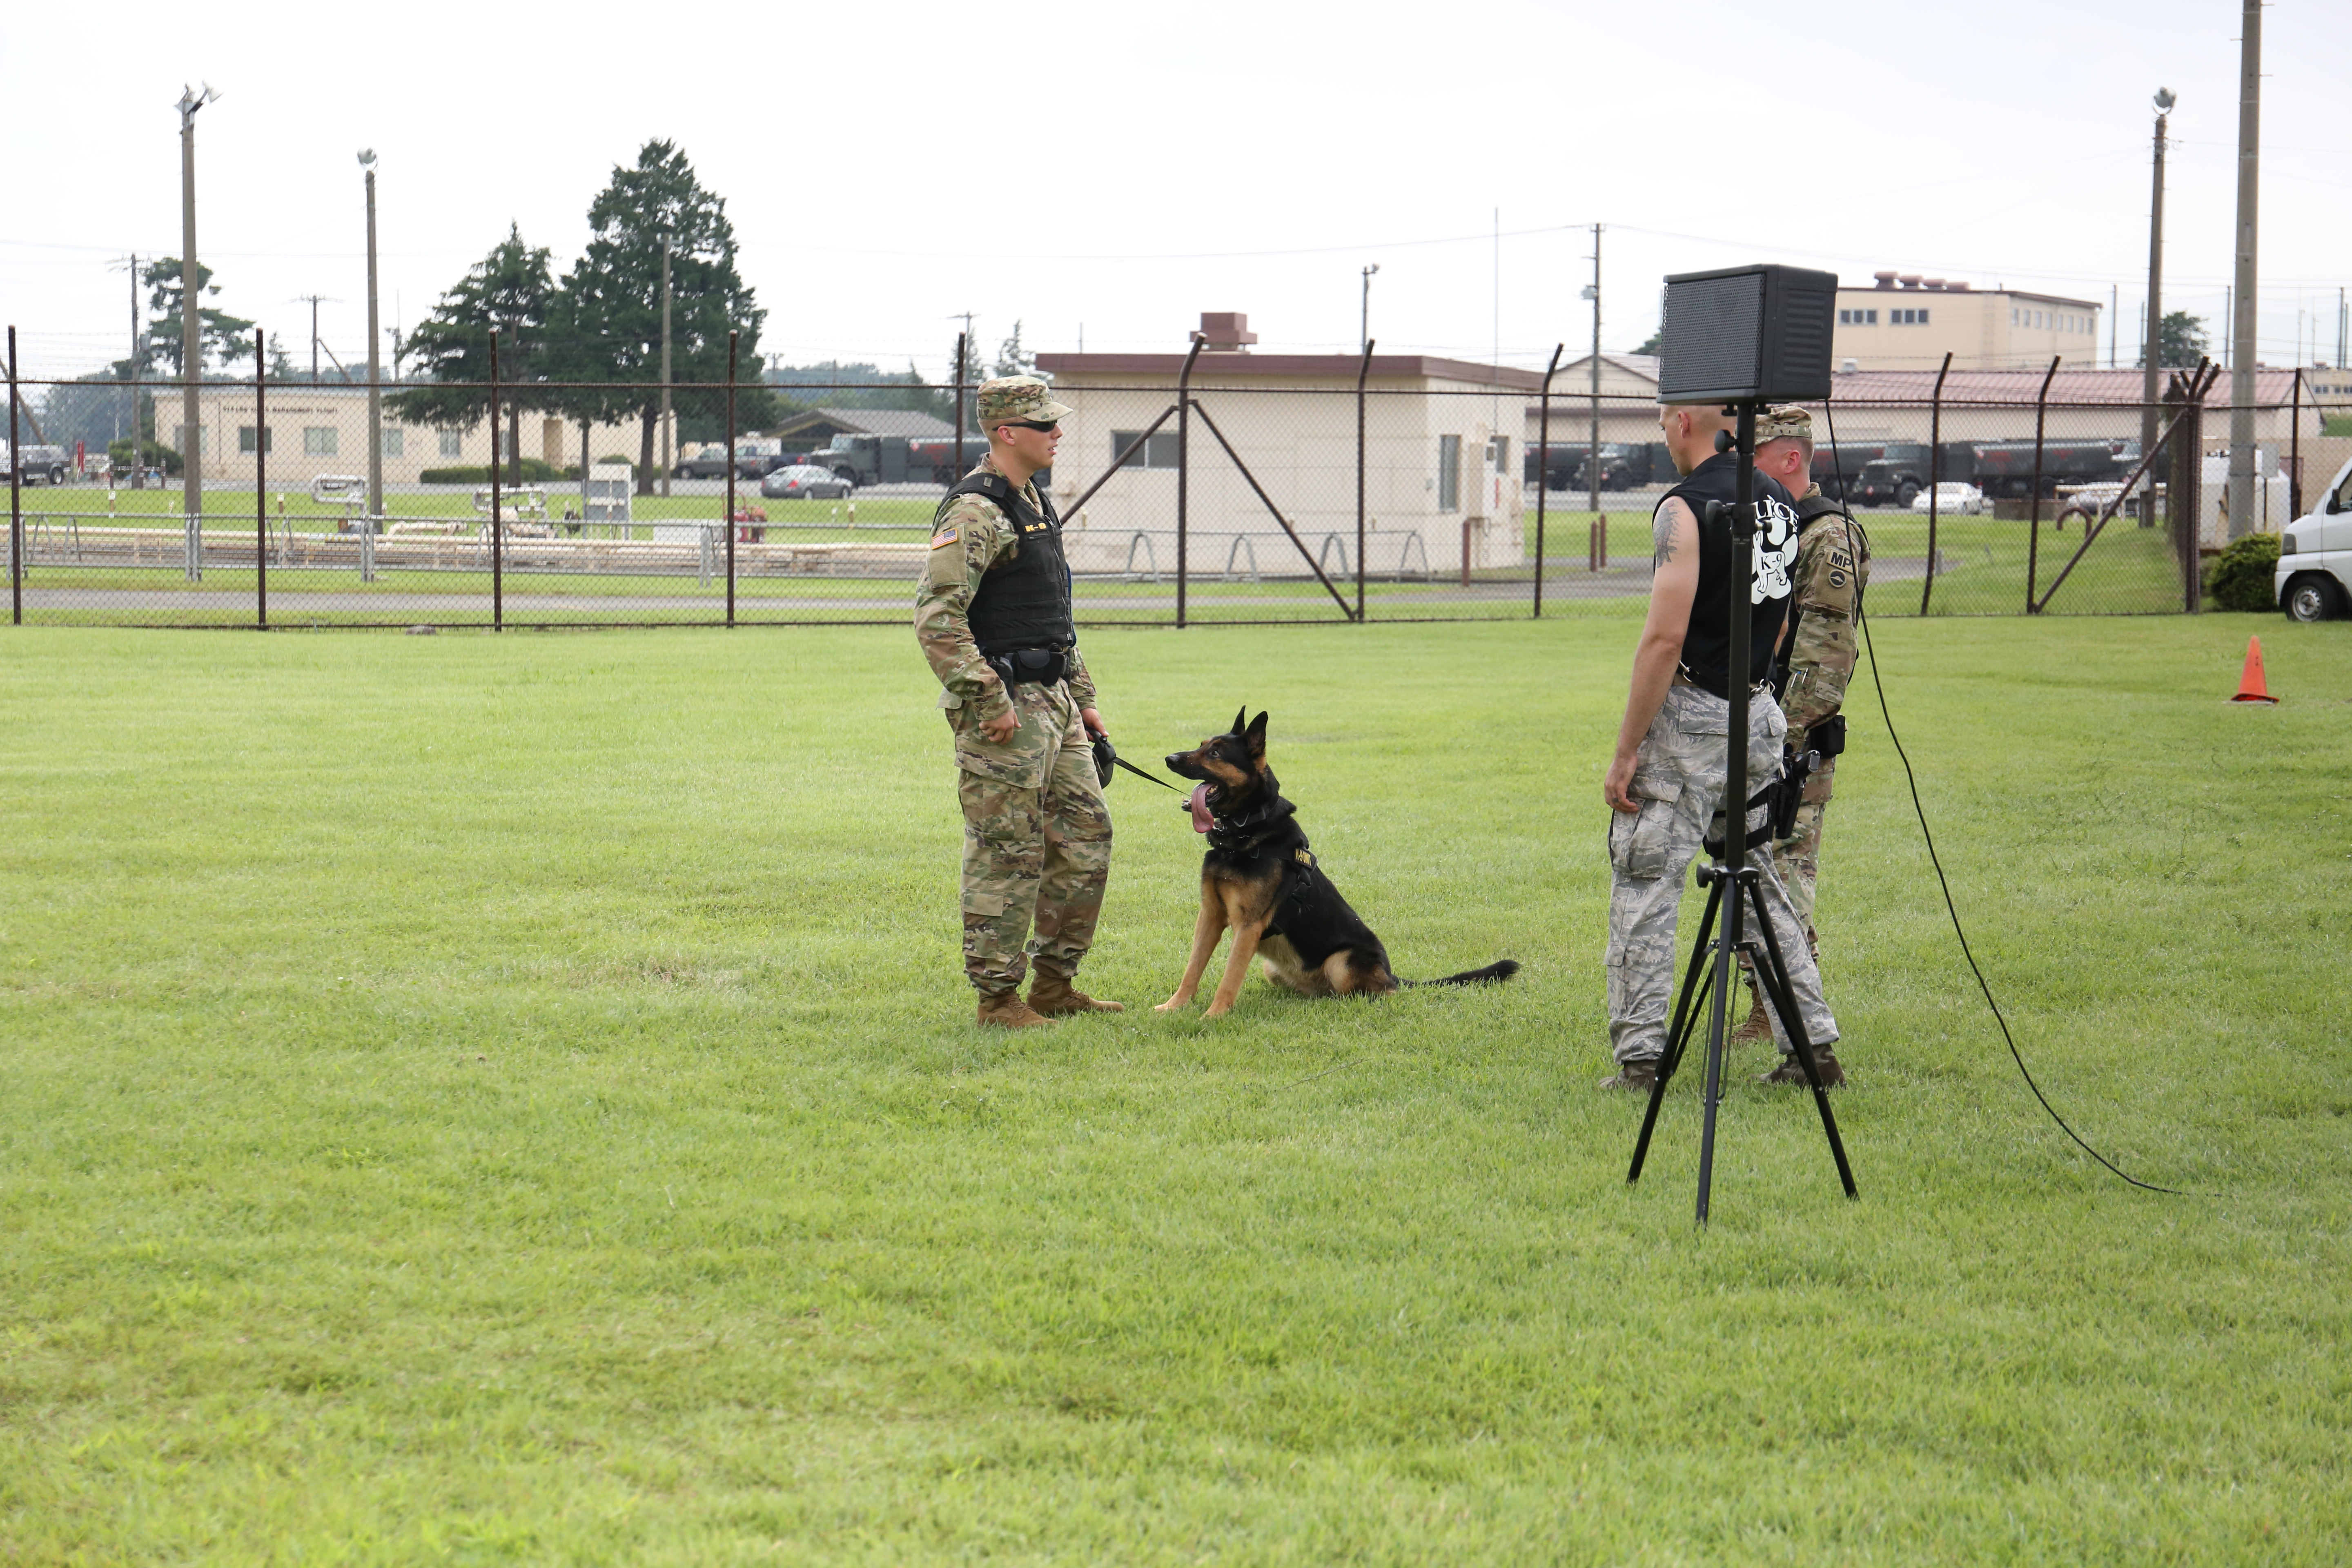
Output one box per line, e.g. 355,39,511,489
1202,1001,1233,1019
1154,996,1190,1013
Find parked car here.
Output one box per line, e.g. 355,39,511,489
671,445,748,481
0,442,70,485
761,464,855,501
1909,482,1989,515
2276,454,2352,622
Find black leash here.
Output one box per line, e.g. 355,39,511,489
1091,733,1185,792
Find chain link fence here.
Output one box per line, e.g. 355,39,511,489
7,340,2339,630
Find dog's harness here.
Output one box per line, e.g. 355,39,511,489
1201,795,1321,932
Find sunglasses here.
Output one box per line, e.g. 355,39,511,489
1000,419,1060,432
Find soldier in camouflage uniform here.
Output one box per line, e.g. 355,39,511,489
1731,405,1869,1084
915,374,1121,1028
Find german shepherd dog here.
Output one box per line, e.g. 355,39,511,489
1155,709,1519,1017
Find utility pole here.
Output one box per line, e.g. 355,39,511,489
2337,286,2345,369
176,83,217,536
1583,225,1602,540
2140,87,2174,487
111,253,140,471
2223,286,2232,369
2109,283,2117,369
360,149,383,519
1359,264,1379,354
2225,0,2261,540
659,239,673,498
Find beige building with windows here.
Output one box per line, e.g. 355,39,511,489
187,384,647,488
1833,270,2103,371
1034,312,1529,574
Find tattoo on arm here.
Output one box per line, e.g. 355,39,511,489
1652,498,1690,568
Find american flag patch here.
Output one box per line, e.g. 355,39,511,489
930,527,958,549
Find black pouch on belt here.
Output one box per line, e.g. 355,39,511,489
987,646,1069,688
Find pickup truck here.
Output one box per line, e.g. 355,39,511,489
2277,453,2352,621
0,443,71,485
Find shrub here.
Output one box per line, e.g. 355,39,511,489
2204,532,2281,612
417,459,565,486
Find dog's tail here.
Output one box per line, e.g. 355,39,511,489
1405,959,1521,988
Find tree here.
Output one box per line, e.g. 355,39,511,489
991,321,1036,379
2139,310,2210,369
388,224,559,483
142,257,256,376
1631,329,1663,357
548,140,776,492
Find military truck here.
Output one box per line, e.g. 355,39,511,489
812,432,973,488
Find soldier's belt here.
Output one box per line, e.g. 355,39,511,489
984,646,1069,688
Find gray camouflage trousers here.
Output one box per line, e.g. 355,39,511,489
1607,683,1839,1064
942,679,1113,996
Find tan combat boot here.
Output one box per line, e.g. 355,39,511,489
976,990,1056,1029
1728,981,1775,1046
1759,1044,1846,1087
1028,969,1124,1016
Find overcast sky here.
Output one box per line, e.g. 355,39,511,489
7,0,2346,383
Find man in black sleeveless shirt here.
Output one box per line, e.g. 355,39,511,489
1595,401,1841,1090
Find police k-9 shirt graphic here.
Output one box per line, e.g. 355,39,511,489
1752,494,1800,605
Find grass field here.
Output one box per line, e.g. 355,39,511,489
2,615,2347,1563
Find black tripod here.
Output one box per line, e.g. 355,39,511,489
1624,400,1857,1222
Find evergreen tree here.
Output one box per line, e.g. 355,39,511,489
388,224,559,483
548,140,775,492
2138,310,2210,369
143,257,256,376
992,321,1036,378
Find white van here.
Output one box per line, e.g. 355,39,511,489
2277,455,2352,622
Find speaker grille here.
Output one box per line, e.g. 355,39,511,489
1658,272,1764,402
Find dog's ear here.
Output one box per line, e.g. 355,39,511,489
1231,705,1249,737
1243,710,1268,762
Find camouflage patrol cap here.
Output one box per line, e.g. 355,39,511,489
1755,405,1814,444
976,375,1074,426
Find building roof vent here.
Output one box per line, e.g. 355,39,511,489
1873,270,1898,290
1946,280,1971,292
1922,278,1945,291
1198,312,1258,352
1899,274,1924,289
1840,357,1859,375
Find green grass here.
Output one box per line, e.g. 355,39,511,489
16,488,943,530
2,617,2348,1562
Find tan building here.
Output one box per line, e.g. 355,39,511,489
1035,312,1530,574
188,384,648,490
1833,270,2103,371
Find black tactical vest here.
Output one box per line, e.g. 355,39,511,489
946,470,1076,655
1659,452,1799,698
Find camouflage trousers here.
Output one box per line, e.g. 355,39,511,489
942,680,1113,996
1770,797,1829,960
1606,683,1839,1064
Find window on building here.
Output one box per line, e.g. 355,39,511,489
1109,430,1181,469
303,427,338,456
1489,435,1510,474
1438,434,1461,512
439,430,463,458
1893,308,1931,325
237,425,274,454
380,428,404,458
1838,308,1881,325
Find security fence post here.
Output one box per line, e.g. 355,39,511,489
1356,340,1373,622
726,331,738,627
7,325,18,626
952,333,967,479
2289,368,2303,519
1175,332,1203,628
489,328,503,631
1535,343,1559,618
2167,373,2202,612
255,328,267,629
1920,351,1952,615
2026,355,2058,614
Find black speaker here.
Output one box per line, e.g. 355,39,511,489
1656,263,1838,404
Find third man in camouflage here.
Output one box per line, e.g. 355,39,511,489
1737,404,1870,1081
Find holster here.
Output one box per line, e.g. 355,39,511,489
1806,713,1847,760
983,646,1069,689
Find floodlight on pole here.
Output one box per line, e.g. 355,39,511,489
1360,264,1379,354
176,82,218,559
360,149,383,521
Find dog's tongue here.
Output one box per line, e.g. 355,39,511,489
1189,783,1213,834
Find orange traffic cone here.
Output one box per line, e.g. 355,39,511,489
2230,635,2280,704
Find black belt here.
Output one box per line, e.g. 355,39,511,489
984,646,1069,687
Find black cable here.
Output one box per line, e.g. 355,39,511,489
1823,403,2184,1195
